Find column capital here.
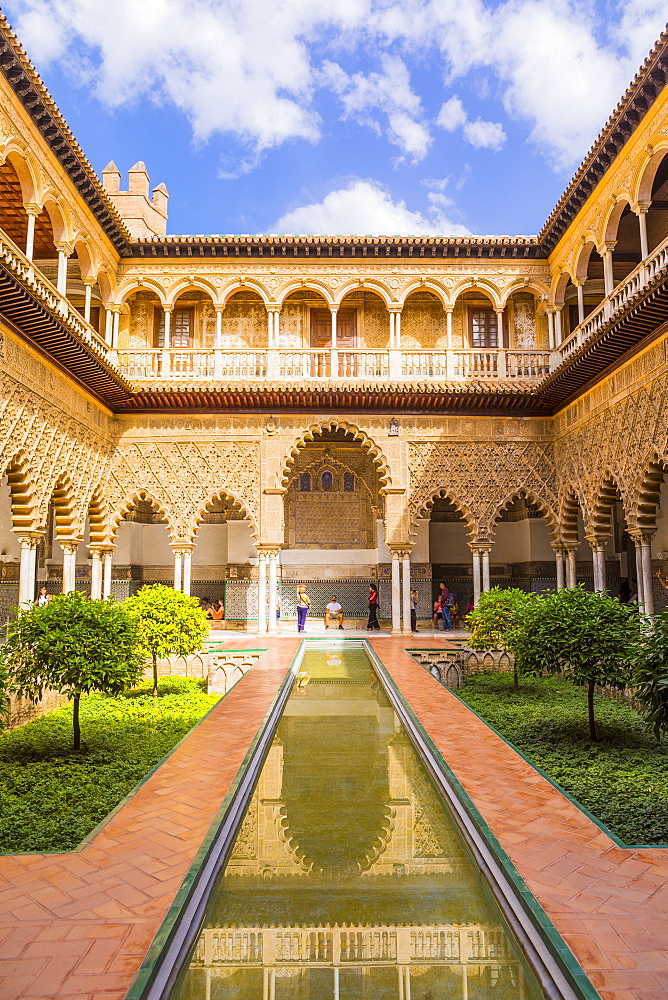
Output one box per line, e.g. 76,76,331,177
60,540,80,555
24,202,41,217
14,529,43,546
257,544,282,556
469,542,492,554
585,534,607,552
55,241,74,257
170,542,194,553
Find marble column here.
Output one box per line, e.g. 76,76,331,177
56,247,69,296
102,549,113,598
576,281,585,326
481,548,491,593
633,536,645,606
182,549,192,596
61,541,78,594
391,551,401,634
90,549,103,599
402,551,412,634
16,533,38,608
471,548,481,606
589,538,606,592
641,532,654,615
554,545,565,590
25,208,38,261
637,206,649,260
268,550,278,634
257,552,267,634
565,546,577,588
173,549,182,592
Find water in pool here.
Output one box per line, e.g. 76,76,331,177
171,644,545,999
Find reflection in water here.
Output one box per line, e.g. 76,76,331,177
171,645,544,999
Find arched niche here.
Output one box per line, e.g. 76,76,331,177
221,289,266,349
338,288,389,350
452,289,501,349
401,289,445,350
424,495,473,614
492,496,556,593
113,497,173,598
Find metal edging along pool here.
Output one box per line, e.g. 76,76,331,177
125,641,305,1000
365,641,599,1000
126,638,598,1000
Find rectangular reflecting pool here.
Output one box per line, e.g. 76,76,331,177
170,643,546,1000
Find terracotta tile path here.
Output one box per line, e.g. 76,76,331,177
373,639,668,1000
0,638,297,1000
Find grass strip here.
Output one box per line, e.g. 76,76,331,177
0,676,219,853
457,672,668,845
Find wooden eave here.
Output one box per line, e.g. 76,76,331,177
0,261,132,406
0,15,131,255
129,234,546,260
114,382,551,416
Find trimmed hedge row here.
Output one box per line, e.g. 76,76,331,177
0,677,219,853
457,672,668,845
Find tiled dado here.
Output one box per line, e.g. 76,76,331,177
373,638,668,1000
0,638,297,1000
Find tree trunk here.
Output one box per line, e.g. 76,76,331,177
588,680,597,742
152,652,159,697
513,662,519,692
73,694,81,751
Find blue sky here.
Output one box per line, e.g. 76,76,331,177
4,0,667,237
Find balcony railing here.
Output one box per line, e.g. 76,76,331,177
555,232,668,364
115,348,551,382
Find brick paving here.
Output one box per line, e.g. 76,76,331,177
372,638,668,1000
0,638,297,1000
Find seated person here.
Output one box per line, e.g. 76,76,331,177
325,596,344,629
207,599,225,621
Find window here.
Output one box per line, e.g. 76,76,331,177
343,472,355,492
154,307,193,348
299,473,311,492
321,471,334,491
470,308,498,348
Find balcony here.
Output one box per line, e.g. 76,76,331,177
114,347,552,383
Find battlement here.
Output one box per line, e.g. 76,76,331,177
101,161,168,239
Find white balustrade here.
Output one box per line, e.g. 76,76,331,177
115,349,267,379
555,232,668,366
192,923,513,969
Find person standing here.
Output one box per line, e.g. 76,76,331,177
367,583,380,630
296,585,310,632
410,588,419,633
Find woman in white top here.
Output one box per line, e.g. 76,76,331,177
296,586,310,633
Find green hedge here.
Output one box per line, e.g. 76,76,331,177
457,673,668,845
0,677,219,853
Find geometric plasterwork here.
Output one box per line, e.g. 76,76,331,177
554,370,668,535
107,438,261,542
408,440,559,542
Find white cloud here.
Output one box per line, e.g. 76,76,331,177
324,54,431,161
272,179,470,235
4,0,667,173
463,118,506,151
435,94,505,151
436,96,467,132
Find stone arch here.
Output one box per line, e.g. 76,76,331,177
3,147,38,205
499,278,550,309
86,489,109,546
110,490,174,541
286,452,378,513
411,489,474,537
96,266,115,303
450,278,501,310
167,276,220,308
488,488,558,541
603,197,632,244
552,269,573,307
115,278,168,308
587,473,629,539
559,490,585,546
635,141,668,205
335,279,392,307
398,280,448,308
219,280,271,308
48,474,81,541
634,454,668,530
41,194,68,246
1,452,38,532
279,420,391,491
193,489,258,543
574,238,599,283
70,235,95,281
277,280,335,307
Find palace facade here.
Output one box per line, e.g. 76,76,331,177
2,15,668,629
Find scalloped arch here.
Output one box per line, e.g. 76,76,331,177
279,420,390,491
1,451,39,532
110,490,174,541
488,488,558,541
192,488,258,542
411,489,475,537
634,453,668,530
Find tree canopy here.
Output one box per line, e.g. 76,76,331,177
0,591,143,750
124,585,209,696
